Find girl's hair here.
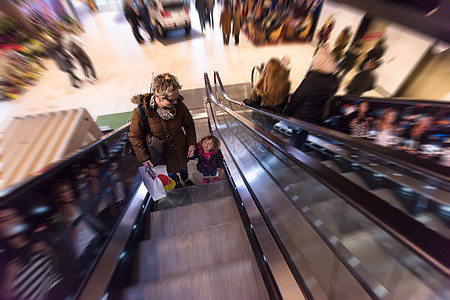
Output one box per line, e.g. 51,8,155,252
152,73,182,97
253,57,291,107
200,135,220,149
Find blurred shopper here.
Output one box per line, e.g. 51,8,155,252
335,40,363,79
284,47,339,148
331,26,352,61
124,0,144,44
0,208,73,300
346,101,373,137
48,42,82,88
205,0,215,28
195,0,207,33
241,57,291,123
129,73,197,188
374,107,398,147
360,37,387,70
220,3,232,45
232,2,242,45
345,59,379,97
54,180,104,279
314,15,335,55
65,33,97,82
137,0,155,42
398,116,434,154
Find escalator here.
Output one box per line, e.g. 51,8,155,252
212,70,450,240
1,75,449,300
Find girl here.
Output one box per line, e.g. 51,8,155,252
192,135,225,184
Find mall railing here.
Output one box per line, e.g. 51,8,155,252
206,72,449,297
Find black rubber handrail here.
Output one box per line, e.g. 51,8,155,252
213,71,450,190
205,72,450,278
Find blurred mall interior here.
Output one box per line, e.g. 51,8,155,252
0,0,449,299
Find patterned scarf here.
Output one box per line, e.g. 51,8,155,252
150,95,176,120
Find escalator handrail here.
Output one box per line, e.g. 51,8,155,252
0,122,131,201
213,71,450,188
204,73,450,277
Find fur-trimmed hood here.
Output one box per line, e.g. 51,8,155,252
131,93,152,105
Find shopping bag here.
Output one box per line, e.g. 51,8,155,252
151,165,176,191
138,166,166,200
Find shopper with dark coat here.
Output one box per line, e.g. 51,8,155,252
284,48,339,147
48,42,81,88
360,38,386,70
137,0,154,42
335,40,363,79
124,0,144,44
65,34,97,82
129,73,197,187
346,59,379,96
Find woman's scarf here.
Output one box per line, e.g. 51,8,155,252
150,95,176,120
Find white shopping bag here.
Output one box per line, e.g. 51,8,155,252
138,165,167,201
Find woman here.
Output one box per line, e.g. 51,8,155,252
243,57,291,113
374,107,398,147
129,73,197,188
241,57,290,130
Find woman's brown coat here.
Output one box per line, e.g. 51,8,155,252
129,93,197,173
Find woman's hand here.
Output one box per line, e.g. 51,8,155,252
187,145,195,158
240,101,244,106
142,160,153,168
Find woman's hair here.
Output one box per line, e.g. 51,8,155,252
200,135,220,149
377,107,398,130
152,73,182,96
253,57,291,107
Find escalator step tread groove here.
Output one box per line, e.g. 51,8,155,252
152,180,233,211
147,196,239,239
136,221,254,283
122,257,269,300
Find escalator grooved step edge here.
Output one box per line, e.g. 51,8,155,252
123,256,269,300
150,219,241,241
147,196,240,239
136,221,254,283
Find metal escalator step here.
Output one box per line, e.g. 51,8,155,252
342,172,370,190
136,221,254,283
415,212,450,239
371,188,409,214
287,179,339,205
147,196,240,239
155,180,233,210
123,257,269,300
321,160,342,173
304,150,324,161
340,230,435,297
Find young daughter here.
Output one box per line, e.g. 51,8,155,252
192,135,225,184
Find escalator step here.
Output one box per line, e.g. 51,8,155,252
146,196,239,239
371,188,409,214
342,172,370,190
154,180,233,211
321,160,342,173
123,257,269,300
135,221,254,283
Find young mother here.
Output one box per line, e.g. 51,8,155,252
129,73,197,188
